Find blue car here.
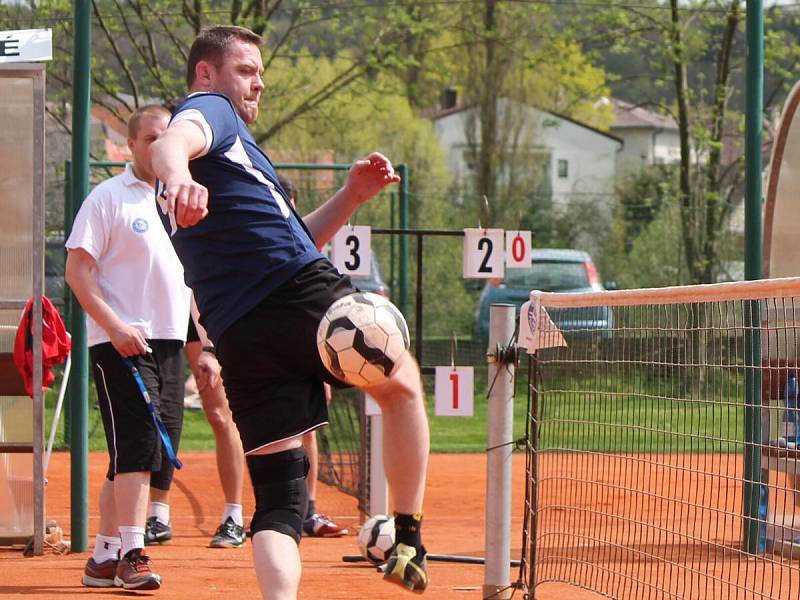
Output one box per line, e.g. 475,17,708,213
473,248,613,340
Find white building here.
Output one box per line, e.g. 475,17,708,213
425,98,623,207
609,99,681,173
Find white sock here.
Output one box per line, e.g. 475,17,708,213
92,534,121,563
118,526,145,557
222,503,243,527
149,501,170,525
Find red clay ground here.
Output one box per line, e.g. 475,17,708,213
1,452,597,599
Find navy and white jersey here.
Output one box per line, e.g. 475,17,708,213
158,92,324,344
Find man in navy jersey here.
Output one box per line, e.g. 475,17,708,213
151,26,429,599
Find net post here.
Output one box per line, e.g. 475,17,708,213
483,304,516,600
368,412,388,516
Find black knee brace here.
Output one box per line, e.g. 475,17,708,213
247,447,309,544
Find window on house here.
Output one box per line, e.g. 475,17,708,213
557,159,569,179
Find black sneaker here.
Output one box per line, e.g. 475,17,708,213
209,516,246,548
384,543,428,594
144,516,173,545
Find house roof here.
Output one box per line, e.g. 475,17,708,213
423,100,623,145
611,99,678,130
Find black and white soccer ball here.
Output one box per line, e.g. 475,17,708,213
317,292,410,387
357,514,395,565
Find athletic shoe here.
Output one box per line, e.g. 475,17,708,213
383,543,428,594
113,549,161,590
82,556,119,587
303,513,349,537
144,516,172,545
209,516,246,548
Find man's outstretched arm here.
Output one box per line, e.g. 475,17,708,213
151,120,210,228
303,152,401,247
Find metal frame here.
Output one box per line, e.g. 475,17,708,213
0,63,45,555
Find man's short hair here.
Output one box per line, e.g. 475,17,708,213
187,25,264,88
277,175,298,205
128,104,171,138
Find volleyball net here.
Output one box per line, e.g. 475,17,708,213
522,277,800,599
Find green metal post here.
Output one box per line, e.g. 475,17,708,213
70,0,92,553
62,162,72,447
743,0,763,555
397,164,410,318
389,192,397,302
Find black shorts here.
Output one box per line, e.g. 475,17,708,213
215,258,356,453
90,340,184,489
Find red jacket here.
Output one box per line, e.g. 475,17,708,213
13,297,71,398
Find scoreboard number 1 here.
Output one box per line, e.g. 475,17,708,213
434,366,474,417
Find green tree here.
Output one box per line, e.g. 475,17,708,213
438,1,613,230
585,0,800,284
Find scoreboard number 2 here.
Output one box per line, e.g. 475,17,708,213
463,228,505,279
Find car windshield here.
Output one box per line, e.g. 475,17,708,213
505,261,589,292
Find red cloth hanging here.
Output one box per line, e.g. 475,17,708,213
13,297,71,398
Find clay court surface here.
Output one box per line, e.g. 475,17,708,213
6,451,800,598
0,451,605,599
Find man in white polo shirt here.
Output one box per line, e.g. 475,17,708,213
66,105,191,591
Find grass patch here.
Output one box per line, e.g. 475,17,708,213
45,366,747,455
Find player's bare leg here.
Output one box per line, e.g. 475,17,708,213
250,436,304,600
185,341,246,547
301,429,348,537
83,480,121,588
114,472,161,589
366,354,428,513
366,353,430,593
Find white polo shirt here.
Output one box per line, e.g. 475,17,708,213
66,164,190,347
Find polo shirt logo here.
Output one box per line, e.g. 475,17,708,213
132,218,149,233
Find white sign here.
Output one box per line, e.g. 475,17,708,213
463,228,505,279
0,29,52,63
331,225,371,277
505,231,531,268
364,393,381,416
434,366,474,417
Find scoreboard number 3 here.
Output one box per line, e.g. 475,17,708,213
331,225,372,277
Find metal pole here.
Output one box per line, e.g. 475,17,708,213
389,192,396,302
32,66,46,556
484,304,516,599
742,0,763,555
62,161,72,446
414,235,424,366
397,164,410,319
368,413,388,517
70,0,92,553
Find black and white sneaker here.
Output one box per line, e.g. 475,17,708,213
144,516,173,545
209,517,246,548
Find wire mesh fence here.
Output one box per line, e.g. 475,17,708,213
521,278,800,599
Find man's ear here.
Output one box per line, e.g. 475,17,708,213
194,60,214,89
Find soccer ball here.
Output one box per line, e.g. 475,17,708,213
317,292,410,387
357,514,395,565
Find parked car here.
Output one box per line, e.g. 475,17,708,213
350,255,391,297
473,248,613,340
